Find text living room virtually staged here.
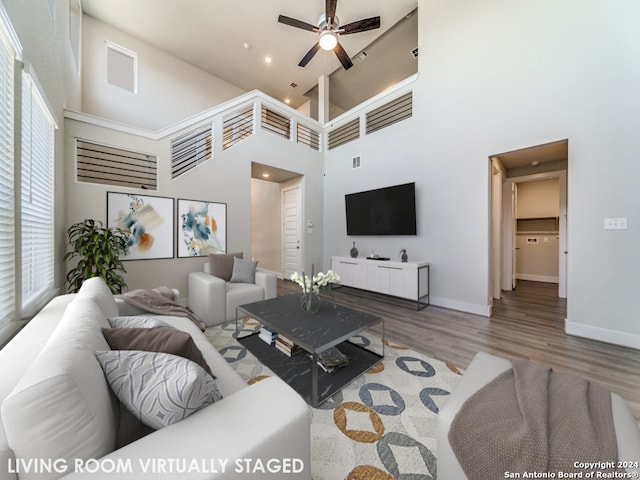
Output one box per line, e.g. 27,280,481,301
1,0,639,479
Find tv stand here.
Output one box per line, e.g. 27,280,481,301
330,256,429,310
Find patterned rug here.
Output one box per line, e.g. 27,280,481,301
205,319,463,480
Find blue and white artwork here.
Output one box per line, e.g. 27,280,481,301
107,192,174,260
177,199,226,257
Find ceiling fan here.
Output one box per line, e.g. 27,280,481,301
278,0,380,70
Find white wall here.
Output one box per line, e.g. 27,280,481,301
251,178,283,273
324,0,640,348
81,15,246,130
64,115,324,296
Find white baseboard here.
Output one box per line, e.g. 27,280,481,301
430,296,491,317
565,320,640,350
516,274,559,283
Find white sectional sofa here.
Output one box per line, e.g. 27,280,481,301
0,277,310,480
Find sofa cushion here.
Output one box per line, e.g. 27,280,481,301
108,315,174,329
76,276,119,318
96,350,222,430
209,251,243,281
0,297,117,480
102,327,214,377
229,257,258,284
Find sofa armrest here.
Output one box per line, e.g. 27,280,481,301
61,377,311,479
255,270,277,300
188,272,227,327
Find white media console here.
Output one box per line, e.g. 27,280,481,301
330,256,430,310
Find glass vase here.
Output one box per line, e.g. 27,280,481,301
300,291,320,313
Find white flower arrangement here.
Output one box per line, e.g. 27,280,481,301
290,265,340,311
290,269,340,294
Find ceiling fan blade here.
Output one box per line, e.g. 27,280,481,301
298,42,321,67
341,16,381,34
278,15,318,32
326,0,337,23
334,42,353,70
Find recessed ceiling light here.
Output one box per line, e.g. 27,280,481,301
285,98,291,104
243,42,251,50
531,160,540,166
265,56,272,63
262,173,270,178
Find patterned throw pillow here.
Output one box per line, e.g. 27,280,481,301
229,257,258,284
108,316,175,329
95,350,222,430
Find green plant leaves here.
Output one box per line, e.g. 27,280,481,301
64,219,129,293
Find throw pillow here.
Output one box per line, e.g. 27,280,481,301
101,327,214,378
95,350,222,430
229,257,258,284
108,315,175,329
209,252,243,281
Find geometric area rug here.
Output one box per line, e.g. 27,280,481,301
205,319,463,480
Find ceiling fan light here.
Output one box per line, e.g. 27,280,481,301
319,31,338,51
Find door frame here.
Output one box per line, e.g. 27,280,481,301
281,183,303,279
500,170,567,298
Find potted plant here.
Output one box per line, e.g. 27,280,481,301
64,219,129,294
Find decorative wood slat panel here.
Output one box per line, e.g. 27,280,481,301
296,124,320,151
260,106,291,140
223,105,254,150
328,119,360,150
170,125,212,179
366,92,413,135
76,139,157,190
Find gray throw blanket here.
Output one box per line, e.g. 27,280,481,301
117,286,207,331
449,360,618,479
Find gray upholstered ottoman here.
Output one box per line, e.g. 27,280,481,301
437,352,640,480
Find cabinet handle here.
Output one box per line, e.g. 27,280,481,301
379,266,402,270
339,261,358,265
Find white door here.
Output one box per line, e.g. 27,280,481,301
282,186,302,278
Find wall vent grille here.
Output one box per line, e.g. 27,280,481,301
76,139,157,190
352,155,361,169
366,91,413,135
328,119,360,150
170,124,212,179
223,105,254,150
296,124,321,151
261,106,291,140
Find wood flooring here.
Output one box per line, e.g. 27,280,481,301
278,279,640,421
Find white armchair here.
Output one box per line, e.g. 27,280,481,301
188,259,277,327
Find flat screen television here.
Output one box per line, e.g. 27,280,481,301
345,182,417,235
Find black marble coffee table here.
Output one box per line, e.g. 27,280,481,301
235,294,384,407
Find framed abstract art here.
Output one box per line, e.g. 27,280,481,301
177,198,227,257
107,192,174,260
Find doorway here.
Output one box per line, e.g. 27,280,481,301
250,162,303,277
489,140,568,305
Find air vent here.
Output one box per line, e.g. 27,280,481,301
76,139,157,190
328,119,360,150
352,156,361,169
411,47,418,59
366,91,413,135
290,82,298,88
170,124,212,179
222,105,254,150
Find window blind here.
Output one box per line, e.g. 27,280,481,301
0,23,16,337
21,72,55,311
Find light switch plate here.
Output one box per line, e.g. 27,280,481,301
604,217,628,230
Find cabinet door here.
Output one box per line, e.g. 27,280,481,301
367,265,390,294
388,267,417,299
332,259,363,288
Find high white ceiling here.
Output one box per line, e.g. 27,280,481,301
80,0,418,108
